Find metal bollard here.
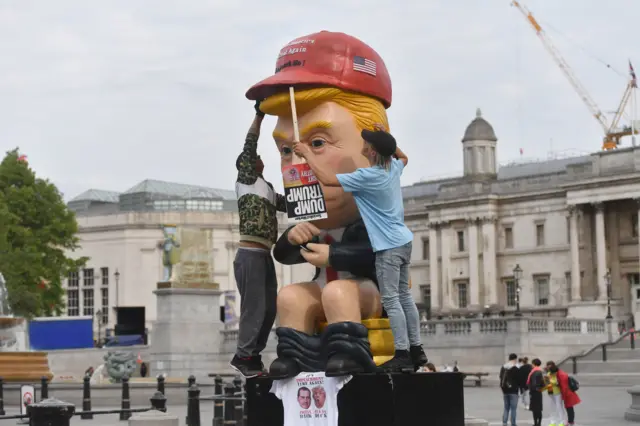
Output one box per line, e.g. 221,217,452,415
188,374,196,387
150,391,167,412
119,377,131,421
224,383,236,426
81,375,93,419
0,377,5,416
40,376,49,400
213,376,224,426
243,384,248,425
157,374,165,395
187,384,201,426
234,390,244,426
27,398,75,426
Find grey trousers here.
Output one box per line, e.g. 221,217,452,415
234,247,277,358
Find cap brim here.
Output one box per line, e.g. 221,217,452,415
246,70,343,102
245,70,391,108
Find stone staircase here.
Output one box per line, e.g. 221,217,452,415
559,331,640,386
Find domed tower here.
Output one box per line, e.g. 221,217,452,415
462,108,498,179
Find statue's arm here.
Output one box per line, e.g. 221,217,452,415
273,227,306,265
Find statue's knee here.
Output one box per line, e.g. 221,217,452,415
276,285,300,313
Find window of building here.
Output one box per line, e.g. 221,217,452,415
536,224,545,247
83,268,94,287
457,230,465,252
101,288,109,324
505,279,517,307
420,285,431,319
535,276,550,306
66,289,79,316
82,289,94,316
68,271,79,288
504,227,513,249
101,267,109,286
422,238,429,260
457,282,468,308
633,213,638,238
566,217,571,243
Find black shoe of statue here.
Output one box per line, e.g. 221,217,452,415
268,357,301,379
377,350,414,373
230,355,264,378
410,345,428,370
325,353,368,377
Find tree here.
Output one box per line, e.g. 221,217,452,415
0,148,87,318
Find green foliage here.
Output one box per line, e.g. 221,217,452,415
0,148,88,318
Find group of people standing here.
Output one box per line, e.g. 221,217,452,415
500,354,581,426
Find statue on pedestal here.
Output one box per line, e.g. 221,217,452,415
158,225,181,282
246,30,393,378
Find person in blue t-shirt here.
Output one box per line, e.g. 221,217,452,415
293,124,427,372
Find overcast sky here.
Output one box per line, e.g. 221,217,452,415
0,0,638,200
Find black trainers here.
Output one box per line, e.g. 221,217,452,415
410,345,428,370
230,355,264,378
377,350,414,372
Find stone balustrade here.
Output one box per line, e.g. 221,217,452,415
219,317,613,369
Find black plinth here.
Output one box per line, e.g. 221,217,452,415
246,372,465,426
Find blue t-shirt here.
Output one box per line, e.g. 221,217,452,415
336,158,413,252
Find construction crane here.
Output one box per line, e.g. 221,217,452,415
511,1,638,150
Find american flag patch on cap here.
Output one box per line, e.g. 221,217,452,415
353,56,376,76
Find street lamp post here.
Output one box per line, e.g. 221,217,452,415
95,309,103,347
605,269,613,320
513,264,523,317
114,269,120,309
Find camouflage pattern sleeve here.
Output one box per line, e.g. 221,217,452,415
276,193,287,213
236,132,259,185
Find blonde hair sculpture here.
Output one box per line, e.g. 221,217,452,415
260,87,389,132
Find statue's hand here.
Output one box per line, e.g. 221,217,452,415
300,243,330,268
287,222,321,245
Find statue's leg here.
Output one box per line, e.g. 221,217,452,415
321,279,381,377
268,282,325,379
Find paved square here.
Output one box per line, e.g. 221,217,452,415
0,385,632,425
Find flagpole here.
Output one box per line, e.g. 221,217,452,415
633,80,637,147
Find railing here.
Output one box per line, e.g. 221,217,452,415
559,329,640,375
187,375,247,426
0,374,168,424
221,317,610,342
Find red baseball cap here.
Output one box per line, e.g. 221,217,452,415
245,31,392,109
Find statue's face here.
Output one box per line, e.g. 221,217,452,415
273,102,369,229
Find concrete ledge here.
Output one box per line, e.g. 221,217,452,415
625,385,640,422
129,410,179,426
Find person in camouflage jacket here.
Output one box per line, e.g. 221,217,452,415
230,100,287,378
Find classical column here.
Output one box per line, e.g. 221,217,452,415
568,205,582,302
440,224,452,310
481,217,498,306
594,202,607,300
428,223,440,311
467,219,480,307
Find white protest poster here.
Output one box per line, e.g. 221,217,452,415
282,164,328,223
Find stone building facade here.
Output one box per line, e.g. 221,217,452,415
404,109,640,325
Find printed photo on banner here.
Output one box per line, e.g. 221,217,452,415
296,373,328,420
282,164,328,223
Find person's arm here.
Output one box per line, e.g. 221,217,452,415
275,193,287,213
394,146,408,167
303,150,341,187
236,104,264,185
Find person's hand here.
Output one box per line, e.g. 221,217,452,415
293,142,310,158
373,123,386,132
300,243,330,267
287,222,321,245
254,100,265,118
